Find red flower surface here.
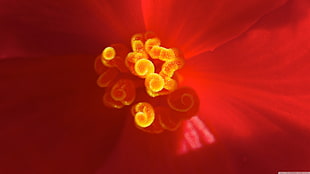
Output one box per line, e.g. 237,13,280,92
1,0,310,174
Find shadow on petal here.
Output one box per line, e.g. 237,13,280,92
0,0,145,58
97,117,181,174
0,55,125,174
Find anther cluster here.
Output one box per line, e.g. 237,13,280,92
95,32,199,133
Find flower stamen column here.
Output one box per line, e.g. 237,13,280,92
95,32,200,133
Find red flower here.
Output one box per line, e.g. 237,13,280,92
1,0,310,174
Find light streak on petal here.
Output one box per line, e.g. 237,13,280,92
191,116,215,144
184,121,202,149
178,116,215,155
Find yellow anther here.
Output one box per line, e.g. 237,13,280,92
100,45,129,72
132,40,145,53
159,48,176,61
145,73,165,93
125,52,149,75
160,59,184,77
134,59,155,78
125,52,136,64
145,38,161,53
102,47,116,60
131,33,145,53
148,46,162,59
132,102,155,128
126,52,148,64
163,77,177,91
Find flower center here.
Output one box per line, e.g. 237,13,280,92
95,32,199,133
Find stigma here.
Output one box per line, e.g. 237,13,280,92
95,32,199,133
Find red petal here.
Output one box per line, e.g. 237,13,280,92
0,0,145,58
179,0,310,172
142,0,287,58
96,119,182,173
0,56,124,173
96,118,232,174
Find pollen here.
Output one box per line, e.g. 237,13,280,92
102,47,116,60
145,73,165,93
132,102,155,128
134,59,155,78
95,32,200,133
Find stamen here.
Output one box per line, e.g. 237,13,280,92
160,59,184,77
132,40,145,53
132,102,155,128
158,48,176,61
102,47,116,60
131,33,145,53
145,38,161,53
101,45,128,72
110,79,136,105
95,32,200,133
148,46,162,59
103,90,124,109
163,77,177,91
145,73,165,93
134,59,155,78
